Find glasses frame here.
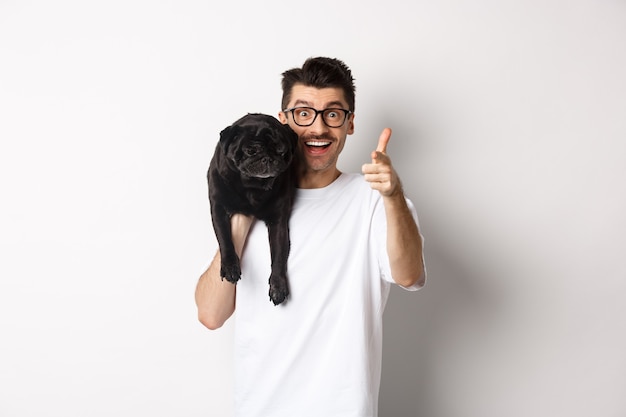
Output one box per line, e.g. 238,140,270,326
283,106,353,128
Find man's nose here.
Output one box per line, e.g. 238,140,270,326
308,113,329,135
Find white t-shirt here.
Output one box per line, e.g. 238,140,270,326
233,173,425,417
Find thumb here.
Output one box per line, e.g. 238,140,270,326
372,128,392,163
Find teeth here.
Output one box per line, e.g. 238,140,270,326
305,141,330,147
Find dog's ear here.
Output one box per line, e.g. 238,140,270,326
219,124,241,145
280,123,298,149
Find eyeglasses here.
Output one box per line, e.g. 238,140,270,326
283,107,353,128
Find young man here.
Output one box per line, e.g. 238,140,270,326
196,57,426,417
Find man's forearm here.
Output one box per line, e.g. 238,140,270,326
195,252,236,330
195,214,253,330
383,192,425,288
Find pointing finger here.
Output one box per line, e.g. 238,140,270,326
376,128,392,154
372,128,392,164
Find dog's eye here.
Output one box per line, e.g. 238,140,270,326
275,144,286,156
244,144,264,156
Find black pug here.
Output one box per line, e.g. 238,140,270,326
208,113,298,305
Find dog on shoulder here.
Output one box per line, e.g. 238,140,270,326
208,113,298,305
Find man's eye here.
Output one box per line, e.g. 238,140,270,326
326,111,339,119
297,110,310,117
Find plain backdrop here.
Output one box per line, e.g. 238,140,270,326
1,1,625,416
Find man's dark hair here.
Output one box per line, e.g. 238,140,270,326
281,57,356,112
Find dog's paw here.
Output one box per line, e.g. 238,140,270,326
268,274,289,306
221,262,241,284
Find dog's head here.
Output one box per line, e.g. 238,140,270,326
219,113,297,179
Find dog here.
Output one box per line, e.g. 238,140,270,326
208,113,298,305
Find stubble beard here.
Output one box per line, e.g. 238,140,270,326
299,133,342,173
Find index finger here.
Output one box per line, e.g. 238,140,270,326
376,128,392,154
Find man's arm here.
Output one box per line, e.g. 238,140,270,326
381,190,425,288
195,214,254,330
362,128,425,288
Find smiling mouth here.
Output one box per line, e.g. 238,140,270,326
305,140,331,149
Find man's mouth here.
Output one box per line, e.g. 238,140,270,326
305,140,331,149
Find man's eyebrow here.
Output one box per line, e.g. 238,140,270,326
292,99,347,109
292,99,312,107
325,100,347,108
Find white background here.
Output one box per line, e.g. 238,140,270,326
1,1,625,416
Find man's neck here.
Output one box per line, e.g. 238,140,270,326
297,168,342,189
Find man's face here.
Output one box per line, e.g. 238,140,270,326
279,84,355,176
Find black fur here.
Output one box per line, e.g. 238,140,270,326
208,113,297,305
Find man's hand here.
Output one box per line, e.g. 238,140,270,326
361,128,402,197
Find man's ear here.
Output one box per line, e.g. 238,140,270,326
346,113,355,135
278,111,288,124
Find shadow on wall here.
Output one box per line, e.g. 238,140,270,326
379,234,504,417
365,89,503,416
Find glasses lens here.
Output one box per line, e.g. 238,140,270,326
293,108,315,126
322,109,347,127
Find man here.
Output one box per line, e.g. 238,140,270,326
195,57,425,417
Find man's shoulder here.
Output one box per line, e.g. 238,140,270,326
339,172,372,190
